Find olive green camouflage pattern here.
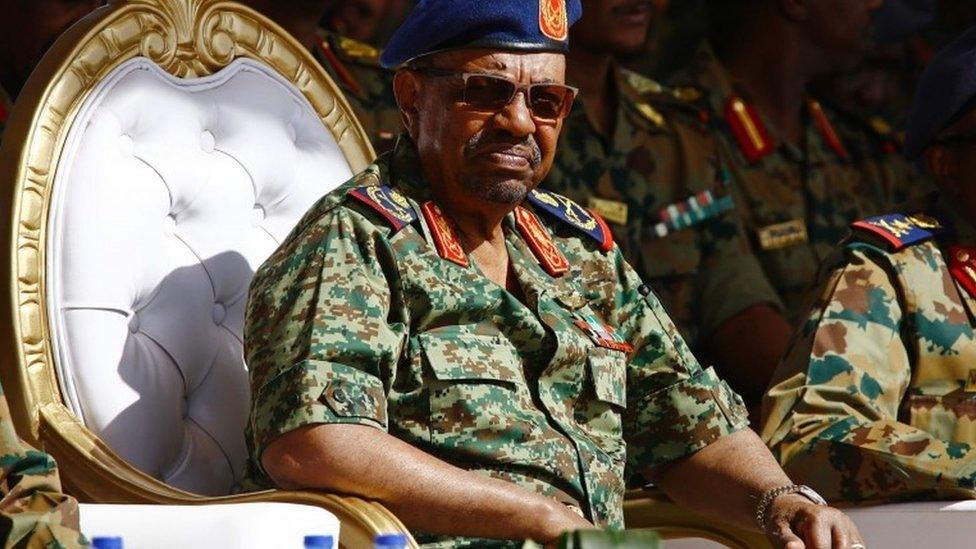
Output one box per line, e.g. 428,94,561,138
762,193,976,503
670,44,923,322
243,136,748,546
545,65,780,348
0,381,87,548
313,29,401,154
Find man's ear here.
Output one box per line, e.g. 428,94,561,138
393,70,421,140
776,0,809,21
925,145,959,191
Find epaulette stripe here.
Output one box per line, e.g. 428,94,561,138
348,185,417,232
317,37,365,99
808,100,849,161
591,209,614,252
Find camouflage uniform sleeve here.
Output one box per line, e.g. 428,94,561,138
0,386,87,548
245,205,407,469
762,245,976,502
613,249,749,473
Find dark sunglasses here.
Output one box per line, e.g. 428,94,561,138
413,68,578,121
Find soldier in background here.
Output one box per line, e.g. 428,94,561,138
672,0,922,326
545,0,785,413
243,0,401,154
0,0,102,138
0,380,86,547
762,27,976,503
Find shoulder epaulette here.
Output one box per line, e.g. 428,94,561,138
348,184,417,232
527,189,613,252
316,32,367,99
850,212,947,251
725,94,774,164
621,70,707,126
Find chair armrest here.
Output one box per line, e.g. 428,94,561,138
624,488,770,549
37,403,416,548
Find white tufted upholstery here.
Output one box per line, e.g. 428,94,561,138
47,57,356,496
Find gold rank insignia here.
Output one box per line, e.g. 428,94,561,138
757,219,808,250
966,369,976,393
349,185,417,231
587,197,628,226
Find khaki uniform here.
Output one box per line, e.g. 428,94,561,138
671,45,922,321
763,194,976,502
312,29,401,154
545,66,779,347
0,381,86,547
244,137,748,546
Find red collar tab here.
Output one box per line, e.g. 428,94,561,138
316,36,366,100
0,102,8,124
421,202,468,268
950,246,976,300
725,95,774,164
573,312,634,353
515,206,569,277
808,100,849,161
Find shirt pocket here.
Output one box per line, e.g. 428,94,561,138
575,346,628,460
419,332,536,450
906,390,976,444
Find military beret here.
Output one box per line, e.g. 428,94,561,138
905,26,976,159
874,0,936,43
379,0,583,69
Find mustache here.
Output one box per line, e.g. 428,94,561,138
464,130,543,167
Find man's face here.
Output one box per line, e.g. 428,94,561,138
572,0,654,56
329,0,389,42
803,0,884,71
927,106,976,225
403,50,566,206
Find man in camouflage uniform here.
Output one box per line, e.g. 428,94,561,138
0,381,87,547
671,0,923,323
244,1,862,547
241,0,401,154
0,0,102,142
762,28,976,503
545,0,784,410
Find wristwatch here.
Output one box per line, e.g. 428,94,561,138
756,484,827,530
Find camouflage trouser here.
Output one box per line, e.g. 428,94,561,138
418,529,661,548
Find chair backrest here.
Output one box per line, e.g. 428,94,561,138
0,0,374,498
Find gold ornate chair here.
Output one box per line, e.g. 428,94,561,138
0,0,408,547
0,1,775,547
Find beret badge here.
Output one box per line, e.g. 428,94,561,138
540,0,569,41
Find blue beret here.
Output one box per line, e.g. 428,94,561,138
380,0,583,69
905,27,976,159
874,0,936,43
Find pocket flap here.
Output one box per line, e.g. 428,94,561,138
587,347,627,407
419,332,522,383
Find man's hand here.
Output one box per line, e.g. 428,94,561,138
538,500,593,546
764,495,864,549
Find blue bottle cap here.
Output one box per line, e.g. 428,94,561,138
91,537,124,549
374,533,408,548
304,534,335,548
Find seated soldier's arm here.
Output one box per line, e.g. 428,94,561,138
263,423,590,543
0,386,86,548
761,244,976,502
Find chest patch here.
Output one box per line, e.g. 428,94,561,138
757,219,808,250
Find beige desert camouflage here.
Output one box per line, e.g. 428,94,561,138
0,382,87,548
243,136,748,546
671,44,922,322
545,65,780,348
763,193,976,503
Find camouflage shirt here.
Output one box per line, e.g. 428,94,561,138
244,137,748,545
0,381,87,548
312,29,401,154
671,45,920,322
762,193,976,503
544,65,780,348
